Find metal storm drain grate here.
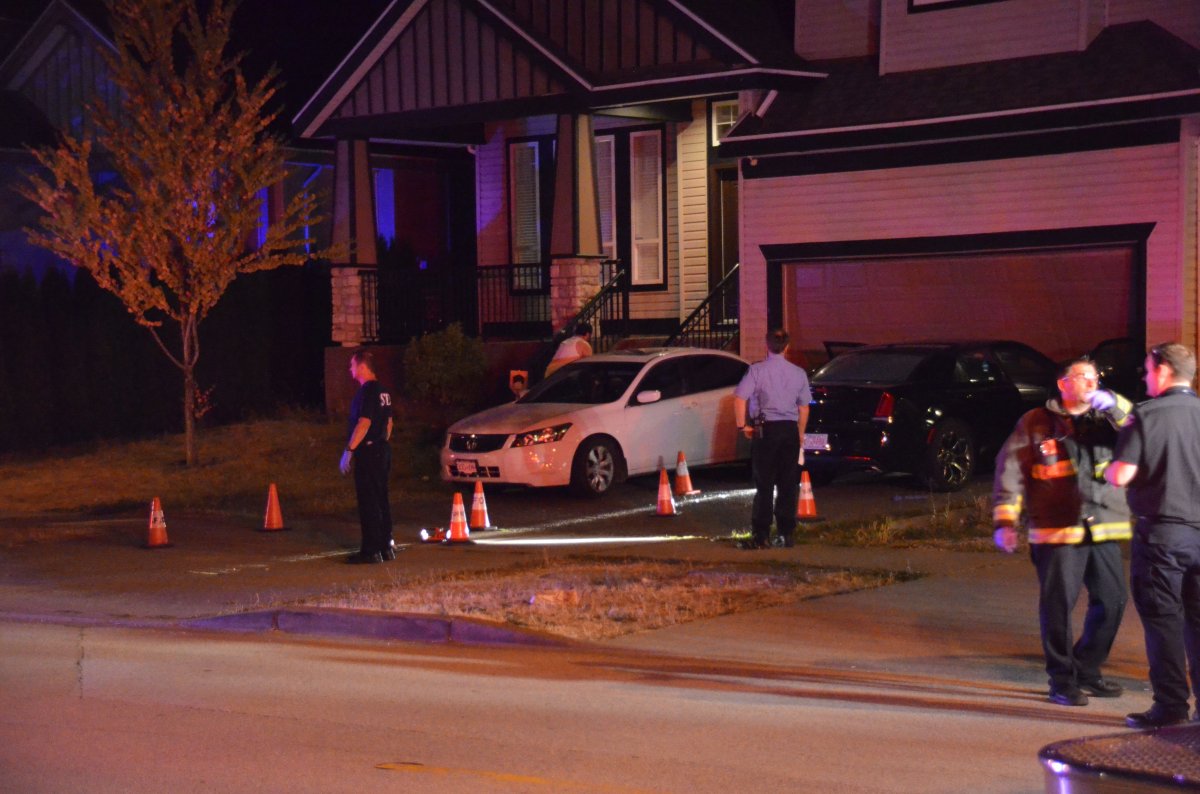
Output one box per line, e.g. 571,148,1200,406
1040,725,1200,791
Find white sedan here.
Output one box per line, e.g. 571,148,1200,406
440,347,752,496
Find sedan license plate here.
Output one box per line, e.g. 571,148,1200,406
803,433,829,452
455,459,478,476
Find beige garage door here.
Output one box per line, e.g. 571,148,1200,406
783,246,1135,364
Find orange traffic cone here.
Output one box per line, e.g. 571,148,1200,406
143,496,172,549
797,470,820,522
469,481,492,530
260,482,289,532
673,450,700,497
655,466,678,517
445,492,473,543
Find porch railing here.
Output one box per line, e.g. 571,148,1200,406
567,262,627,354
476,259,625,343
664,262,739,350
476,263,552,340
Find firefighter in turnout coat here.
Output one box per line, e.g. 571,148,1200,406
993,357,1133,707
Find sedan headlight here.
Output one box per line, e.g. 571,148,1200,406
512,423,572,447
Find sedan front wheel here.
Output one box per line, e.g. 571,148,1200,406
570,436,624,497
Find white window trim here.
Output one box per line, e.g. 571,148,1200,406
594,134,617,261
508,140,542,264
711,99,739,147
629,129,663,286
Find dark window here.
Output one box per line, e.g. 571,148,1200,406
814,351,928,385
992,345,1055,386
683,355,748,394
636,359,686,400
524,362,642,404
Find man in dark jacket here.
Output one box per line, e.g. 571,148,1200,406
993,357,1132,707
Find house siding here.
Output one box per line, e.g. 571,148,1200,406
880,0,1086,74
794,0,879,61
676,100,710,320
739,141,1191,360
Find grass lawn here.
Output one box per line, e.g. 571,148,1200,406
0,412,444,518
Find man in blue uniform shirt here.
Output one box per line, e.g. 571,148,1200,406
340,349,395,564
734,329,811,549
1107,342,1200,728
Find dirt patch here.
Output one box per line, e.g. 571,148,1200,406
306,557,909,641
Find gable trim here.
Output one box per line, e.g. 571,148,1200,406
0,0,114,89
296,0,456,139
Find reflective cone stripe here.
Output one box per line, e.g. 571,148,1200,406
143,496,172,548
261,482,288,531
469,481,492,529
673,450,701,497
446,493,473,543
797,470,820,521
655,466,678,517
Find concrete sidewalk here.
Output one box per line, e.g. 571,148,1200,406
0,508,1154,729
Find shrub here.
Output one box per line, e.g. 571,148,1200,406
401,323,487,438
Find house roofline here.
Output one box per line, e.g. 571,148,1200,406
0,0,115,89
295,0,825,140
729,87,1200,143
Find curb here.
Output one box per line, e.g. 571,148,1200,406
0,608,571,648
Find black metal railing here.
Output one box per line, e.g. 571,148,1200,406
568,261,627,354
665,262,739,350
360,269,380,342
476,263,552,340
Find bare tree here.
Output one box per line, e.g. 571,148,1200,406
20,0,326,465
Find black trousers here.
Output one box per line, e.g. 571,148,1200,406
750,421,800,544
353,442,393,555
1029,541,1126,689
1130,520,1200,713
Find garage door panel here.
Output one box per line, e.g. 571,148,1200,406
784,247,1134,363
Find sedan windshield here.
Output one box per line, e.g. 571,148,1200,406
814,351,930,385
522,362,644,404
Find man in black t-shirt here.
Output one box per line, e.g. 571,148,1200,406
1108,342,1200,729
340,349,395,564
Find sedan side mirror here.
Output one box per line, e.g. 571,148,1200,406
635,390,662,405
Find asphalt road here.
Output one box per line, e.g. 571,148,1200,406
2,619,1114,793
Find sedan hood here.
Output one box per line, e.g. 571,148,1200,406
448,402,582,434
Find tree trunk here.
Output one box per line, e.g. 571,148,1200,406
183,365,197,466
181,316,198,466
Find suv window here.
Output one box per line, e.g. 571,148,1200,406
954,352,999,385
992,344,1054,387
683,355,748,394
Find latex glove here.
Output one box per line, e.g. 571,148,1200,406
1088,389,1116,412
993,526,1018,553
339,449,353,475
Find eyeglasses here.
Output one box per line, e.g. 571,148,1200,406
1064,374,1099,384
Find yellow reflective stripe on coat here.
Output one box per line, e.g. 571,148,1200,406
1029,526,1086,544
1032,460,1075,479
1089,521,1132,541
994,503,1020,523
1029,522,1132,544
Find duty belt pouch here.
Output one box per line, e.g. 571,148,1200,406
753,415,765,440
